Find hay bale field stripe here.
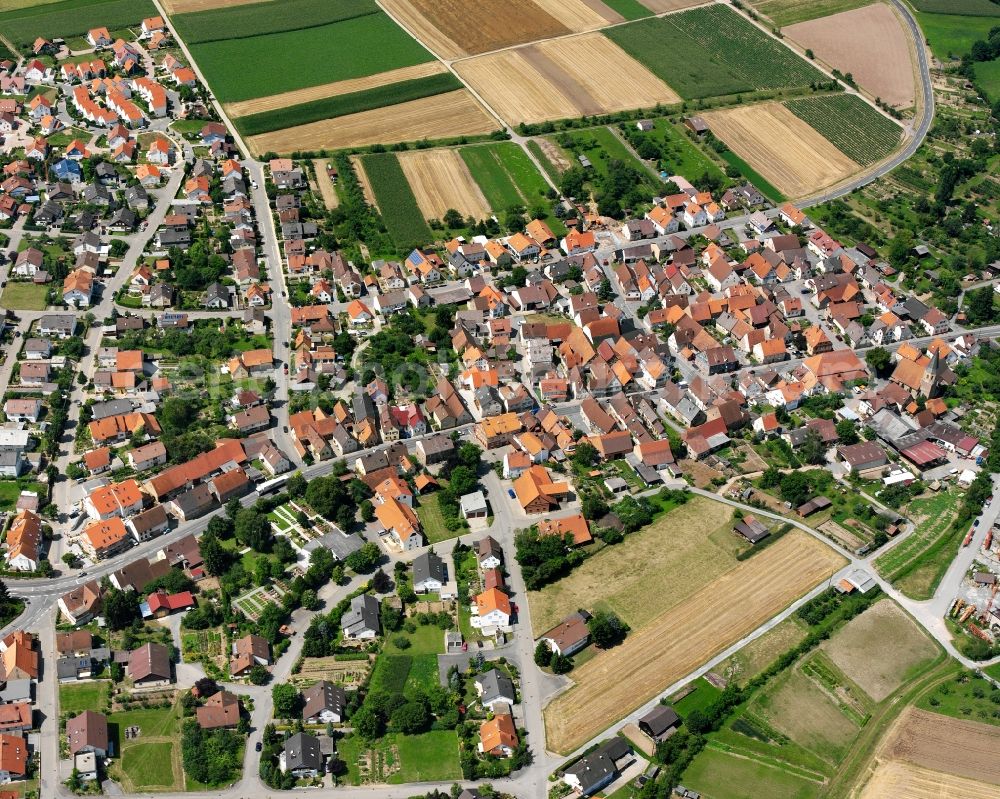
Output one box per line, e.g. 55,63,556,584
246,90,499,156
234,72,462,137
361,153,434,250
225,61,446,118
396,149,492,221
784,95,902,167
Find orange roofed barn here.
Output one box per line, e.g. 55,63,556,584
512,466,568,514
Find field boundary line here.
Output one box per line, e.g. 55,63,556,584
704,741,829,783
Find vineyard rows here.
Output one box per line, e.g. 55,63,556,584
784,95,902,166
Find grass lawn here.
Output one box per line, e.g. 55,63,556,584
915,12,1000,60
528,496,739,634
403,654,440,698
975,58,1000,103
339,729,460,784
672,677,723,718
388,730,461,783
189,14,432,103
383,622,445,656
650,118,727,182
1,282,47,310
119,741,177,790
415,492,457,544
109,705,178,739
0,480,45,512
683,746,824,799
59,681,110,715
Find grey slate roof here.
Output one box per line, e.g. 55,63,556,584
474,668,514,706
412,551,446,587
284,732,322,772
340,593,380,637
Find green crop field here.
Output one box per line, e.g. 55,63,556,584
911,0,1000,16
720,150,786,202
784,95,902,166
601,0,653,20
188,14,432,103
604,5,823,100
171,0,378,44
0,0,154,51
916,12,1000,60
460,142,553,215
975,58,1000,103
361,153,433,250
751,0,871,27
235,73,461,135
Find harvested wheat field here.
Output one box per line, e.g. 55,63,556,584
457,35,680,126
878,707,1000,785
225,62,447,118
785,3,916,108
822,600,937,701
351,156,379,211
859,761,1000,799
162,0,265,12
532,0,622,30
246,90,498,155
312,160,339,210
381,0,569,60
702,102,859,198
529,497,738,636
397,150,491,220
543,531,845,753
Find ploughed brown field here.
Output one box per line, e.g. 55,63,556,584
542,530,846,754
380,0,571,60
396,149,492,220
225,62,448,118
701,102,860,198
245,90,499,155
878,707,1000,785
859,761,1000,799
785,3,916,109
455,33,680,126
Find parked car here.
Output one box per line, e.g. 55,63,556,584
507,488,516,499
